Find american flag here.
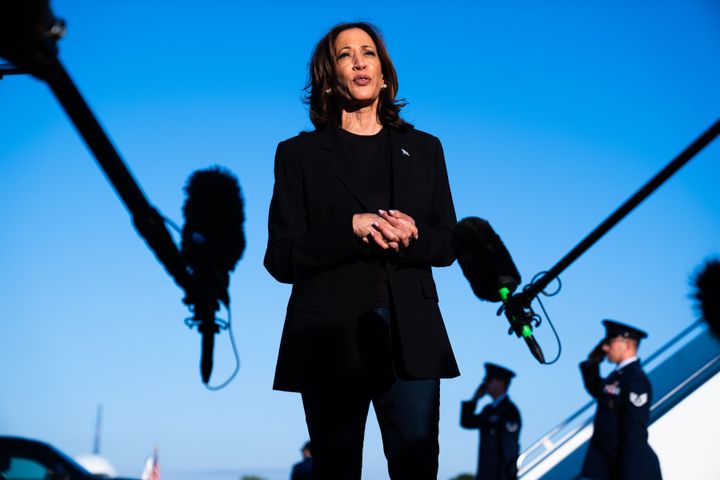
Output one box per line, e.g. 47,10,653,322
141,447,160,480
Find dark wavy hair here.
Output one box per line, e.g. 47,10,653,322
304,22,412,131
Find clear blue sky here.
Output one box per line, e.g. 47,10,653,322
1,1,719,479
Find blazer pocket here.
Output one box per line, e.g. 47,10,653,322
287,289,330,312
419,276,439,301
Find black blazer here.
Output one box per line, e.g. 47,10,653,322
264,123,460,392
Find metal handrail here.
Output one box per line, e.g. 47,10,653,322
638,319,705,366
650,351,720,415
517,319,707,472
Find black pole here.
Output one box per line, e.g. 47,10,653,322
522,118,720,301
42,58,192,292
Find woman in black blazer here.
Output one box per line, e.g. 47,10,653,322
264,22,458,479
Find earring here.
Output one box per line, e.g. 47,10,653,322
325,88,332,94
381,83,387,89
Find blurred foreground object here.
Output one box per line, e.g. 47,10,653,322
0,436,139,480
181,168,246,383
693,258,720,338
0,0,246,385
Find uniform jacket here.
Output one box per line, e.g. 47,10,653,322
580,359,662,480
264,123,460,392
460,396,521,480
290,457,312,480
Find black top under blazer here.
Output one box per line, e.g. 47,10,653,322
264,123,460,392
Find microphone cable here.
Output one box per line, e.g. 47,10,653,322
524,271,563,365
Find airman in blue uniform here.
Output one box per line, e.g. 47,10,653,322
290,441,312,480
460,363,521,480
580,320,662,480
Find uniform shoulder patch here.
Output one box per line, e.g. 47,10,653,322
629,391,648,407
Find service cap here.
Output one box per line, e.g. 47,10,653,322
602,319,648,342
484,362,516,381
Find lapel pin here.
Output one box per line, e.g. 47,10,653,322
401,148,410,157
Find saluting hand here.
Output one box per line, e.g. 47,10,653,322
472,382,488,401
588,341,606,364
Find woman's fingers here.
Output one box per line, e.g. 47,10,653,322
368,229,395,251
373,221,410,249
353,213,381,238
353,212,412,251
386,209,416,225
380,210,418,238
378,210,418,243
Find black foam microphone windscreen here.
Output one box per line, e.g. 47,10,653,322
182,166,246,288
452,217,521,302
693,258,720,338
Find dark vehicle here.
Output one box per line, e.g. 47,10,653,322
0,437,137,480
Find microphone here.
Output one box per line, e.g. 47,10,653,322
452,217,521,302
181,167,246,383
453,217,546,363
0,0,66,79
692,258,720,339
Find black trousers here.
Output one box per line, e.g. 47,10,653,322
301,307,441,480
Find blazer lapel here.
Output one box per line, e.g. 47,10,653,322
389,128,412,210
320,124,372,211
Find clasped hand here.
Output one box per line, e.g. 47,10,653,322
352,209,419,252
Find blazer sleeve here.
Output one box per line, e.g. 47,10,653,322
396,137,457,268
580,360,602,399
264,140,363,284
